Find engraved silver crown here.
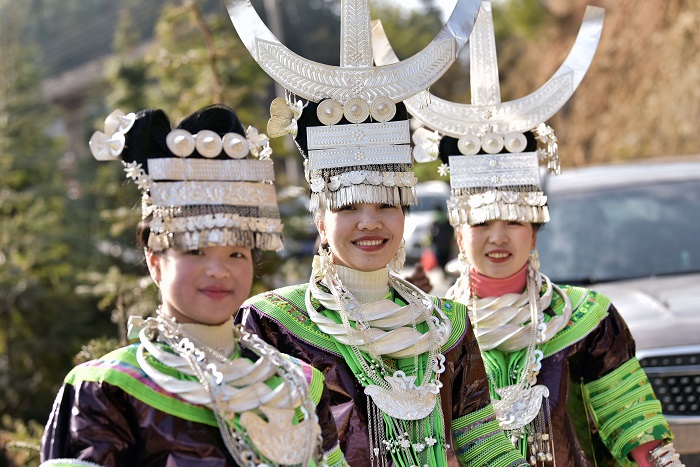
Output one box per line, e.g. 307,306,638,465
373,1,605,226
225,0,481,211
88,107,284,252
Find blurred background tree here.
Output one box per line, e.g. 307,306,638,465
0,2,115,462
486,0,699,165
0,0,114,425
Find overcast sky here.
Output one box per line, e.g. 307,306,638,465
378,0,470,20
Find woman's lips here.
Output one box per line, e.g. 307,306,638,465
200,288,232,300
353,237,388,252
486,251,511,263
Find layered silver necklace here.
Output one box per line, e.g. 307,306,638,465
306,251,452,466
453,263,572,465
131,310,323,466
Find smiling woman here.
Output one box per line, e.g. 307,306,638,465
228,0,530,464
458,220,536,280
315,203,405,272
391,1,681,464
237,96,526,466
39,105,345,467
145,245,254,325
370,0,682,463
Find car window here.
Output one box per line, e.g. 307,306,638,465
413,194,448,212
538,180,700,284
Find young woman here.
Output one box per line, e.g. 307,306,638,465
236,101,528,467
40,105,345,467
225,3,529,464
448,213,678,466
373,2,682,463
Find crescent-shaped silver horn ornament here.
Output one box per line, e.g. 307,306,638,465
224,0,481,105
372,1,605,138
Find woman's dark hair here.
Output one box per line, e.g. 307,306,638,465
121,105,248,171
437,130,539,163
136,219,150,250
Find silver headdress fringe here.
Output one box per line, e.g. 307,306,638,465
148,229,284,253
447,188,550,227
146,204,284,252
311,184,418,213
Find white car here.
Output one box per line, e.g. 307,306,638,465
538,158,700,461
404,181,451,263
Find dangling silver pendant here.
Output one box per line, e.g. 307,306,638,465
493,384,549,430
239,406,320,465
364,372,437,420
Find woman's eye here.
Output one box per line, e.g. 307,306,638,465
230,249,252,260
187,249,203,255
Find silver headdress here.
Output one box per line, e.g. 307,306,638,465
225,0,481,212
89,105,284,252
376,5,605,460
373,1,605,226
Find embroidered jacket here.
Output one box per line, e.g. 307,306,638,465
238,283,527,467
40,343,345,467
478,285,673,466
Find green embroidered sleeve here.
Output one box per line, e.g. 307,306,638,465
584,357,672,462
66,345,220,426
323,442,349,467
453,405,528,467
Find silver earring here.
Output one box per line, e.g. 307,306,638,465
389,239,406,272
318,243,334,274
529,248,540,272
446,253,471,301
458,252,471,276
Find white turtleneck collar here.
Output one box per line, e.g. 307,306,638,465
177,317,236,358
334,265,390,304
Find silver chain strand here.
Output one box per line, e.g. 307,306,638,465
312,248,448,394
469,253,559,465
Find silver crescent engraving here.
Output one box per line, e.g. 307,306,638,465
225,0,481,104
372,2,605,137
